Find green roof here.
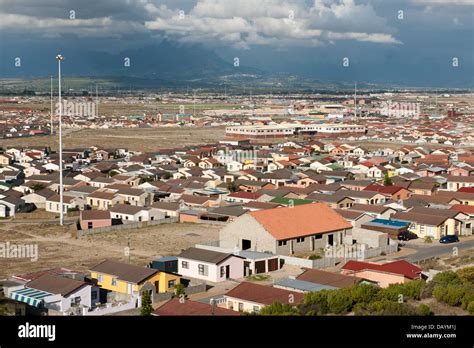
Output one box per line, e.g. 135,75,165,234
328,163,344,170
270,197,314,206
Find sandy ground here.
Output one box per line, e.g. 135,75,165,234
0,126,226,152
0,221,221,279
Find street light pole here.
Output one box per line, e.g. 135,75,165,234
56,54,64,226
50,75,53,135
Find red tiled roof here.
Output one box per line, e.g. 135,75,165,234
249,203,352,240
450,204,474,214
153,298,239,316
227,191,263,200
225,282,304,305
363,184,406,195
342,260,422,280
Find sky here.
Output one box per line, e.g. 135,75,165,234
0,0,473,87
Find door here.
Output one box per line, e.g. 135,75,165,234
154,281,160,293
328,234,334,246
268,258,278,272
225,265,230,279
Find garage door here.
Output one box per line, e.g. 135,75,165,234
267,258,278,272
255,260,266,274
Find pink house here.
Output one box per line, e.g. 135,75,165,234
80,210,112,230
341,260,422,288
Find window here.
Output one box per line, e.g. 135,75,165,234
315,234,322,239
296,237,305,243
198,264,208,276
97,274,104,282
168,280,176,288
278,240,287,246
238,302,244,312
111,278,117,286
253,306,260,312
182,261,189,269
87,222,93,229
220,266,225,277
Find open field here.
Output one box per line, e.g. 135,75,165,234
0,126,226,152
0,222,221,279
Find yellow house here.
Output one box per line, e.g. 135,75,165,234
392,212,461,240
90,260,180,296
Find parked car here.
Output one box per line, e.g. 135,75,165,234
439,235,459,244
397,231,418,241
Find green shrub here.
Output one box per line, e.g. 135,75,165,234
457,267,474,284
424,236,433,243
301,290,330,315
431,271,463,287
417,304,433,316
467,301,474,314
433,285,466,306
327,289,353,314
367,299,417,316
308,254,321,260
350,284,381,304
259,302,299,316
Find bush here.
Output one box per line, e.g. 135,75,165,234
308,254,321,260
417,304,433,316
433,285,466,306
350,284,381,305
259,302,299,316
467,301,474,314
431,271,463,287
424,236,433,244
379,281,425,302
457,267,474,284
367,300,417,316
301,290,330,315
327,289,353,314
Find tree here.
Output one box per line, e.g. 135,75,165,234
383,174,393,186
138,176,153,185
140,291,153,316
108,170,119,177
31,183,46,192
350,284,381,304
227,181,238,193
174,283,186,298
301,289,330,315
327,289,353,314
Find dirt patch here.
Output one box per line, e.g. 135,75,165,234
0,222,220,279
0,127,226,152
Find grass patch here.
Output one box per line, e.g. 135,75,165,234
246,274,270,281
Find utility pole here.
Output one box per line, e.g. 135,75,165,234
56,54,65,226
96,84,99,117
354,82,357,119
50,76,53,135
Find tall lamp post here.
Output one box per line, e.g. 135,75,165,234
56,54,64,225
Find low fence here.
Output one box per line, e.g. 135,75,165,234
84,300,137,316
280,255,336,269
77,217,178,237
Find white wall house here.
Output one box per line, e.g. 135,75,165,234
177,247,244,283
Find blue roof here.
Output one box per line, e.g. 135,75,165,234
154,256,177,262
275,278,337,293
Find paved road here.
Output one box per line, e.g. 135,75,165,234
396,238,474,263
